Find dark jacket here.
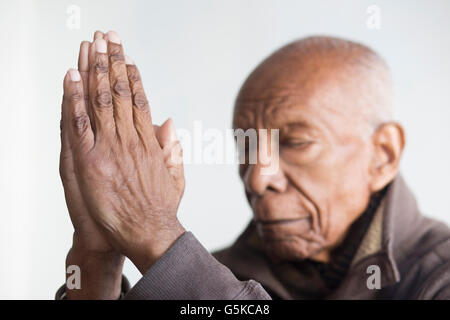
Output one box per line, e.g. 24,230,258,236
212,176,450,299
57,175,450,299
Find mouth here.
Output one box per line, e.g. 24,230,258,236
255,216,313,241
255,217,311,226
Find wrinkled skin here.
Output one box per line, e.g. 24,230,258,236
60,31,184,299
60,34,405,299
233,40,405,263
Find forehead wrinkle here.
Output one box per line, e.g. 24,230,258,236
233,100,260,129
234,36,394,134
237,69,354,130
260,91,327,129
233,93,291,129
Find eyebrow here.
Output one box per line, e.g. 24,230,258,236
274,120,314,135
265,102,316,129
284,121,312,130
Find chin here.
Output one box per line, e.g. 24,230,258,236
255,217,324,262
261,236,322,263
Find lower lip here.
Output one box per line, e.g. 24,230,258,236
257,218,312,239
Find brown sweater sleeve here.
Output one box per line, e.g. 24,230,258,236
124,232,271,300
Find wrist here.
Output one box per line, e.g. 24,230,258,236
129,220,186,275
65,242,125,299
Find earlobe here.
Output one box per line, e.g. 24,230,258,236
369,122,406,192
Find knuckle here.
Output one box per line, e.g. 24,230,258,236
113,80,131,97
108,44,125,64
127,136,140,153
71,91,83,102
133,92,149,110
127,66,140,83
110,53,125,64
72,113,90,136
108,43,122,56
95,62,108,74
95,90,113,108
94,56,109,74
64,91,83,103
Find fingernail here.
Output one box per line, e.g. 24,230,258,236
95,39,107,53
125,55,135,65
106,31,121,44
94,30,104,40
68,69,80,81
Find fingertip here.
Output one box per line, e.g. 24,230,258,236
160,118,170,129
94,38,107,53
164,118,177,142
67,68,81,82
105,30,121,44
78,41,90,72
93,30,104,40
157,118,174,148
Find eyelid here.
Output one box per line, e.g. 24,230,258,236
282,140,313,148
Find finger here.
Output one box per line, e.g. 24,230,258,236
63,69,94,151
60,93,71,164
59,95,77,186
93,30,104,40
60,73,77,188
78,41,94,130
104,31,134,141
125,57,156,147
60,119,74,183
88,38,115,138
78,41,90,96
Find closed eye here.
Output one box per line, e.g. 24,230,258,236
281,140,313,149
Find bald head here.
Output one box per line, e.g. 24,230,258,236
235,36,405,263
234,36,394,130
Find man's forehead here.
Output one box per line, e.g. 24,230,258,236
233,82,351,131
232,36,393,134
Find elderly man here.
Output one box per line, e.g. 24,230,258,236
57,31,450,300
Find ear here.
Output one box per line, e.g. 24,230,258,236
369,122,406,192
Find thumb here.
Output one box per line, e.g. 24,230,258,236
157,118,177,149
158,118,185,193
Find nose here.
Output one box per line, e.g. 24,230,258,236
243,162,287,196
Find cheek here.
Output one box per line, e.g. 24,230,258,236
321,144,373,244
283,142,373,245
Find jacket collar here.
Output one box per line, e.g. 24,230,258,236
223,175,423,299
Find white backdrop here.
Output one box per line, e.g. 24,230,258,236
0,0,449,299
